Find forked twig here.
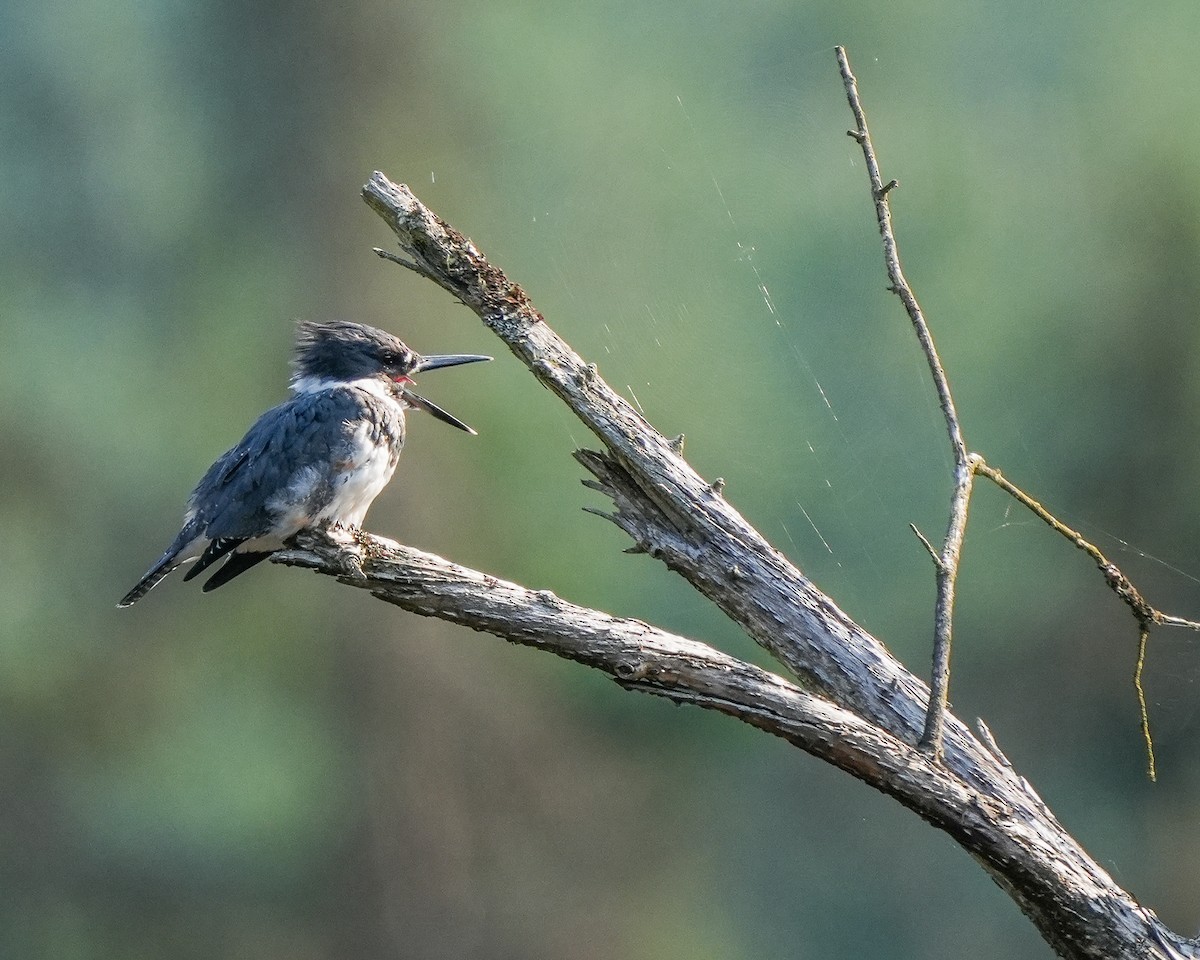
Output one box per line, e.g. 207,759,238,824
836,45,1200,773
973,462,1158,621
974,459,1200,780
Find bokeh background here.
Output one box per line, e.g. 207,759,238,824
5,1,1200,957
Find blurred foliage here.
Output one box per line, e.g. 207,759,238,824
4,0,1200,957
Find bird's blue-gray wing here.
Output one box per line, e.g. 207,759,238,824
118,387,392,606
187,388,378,541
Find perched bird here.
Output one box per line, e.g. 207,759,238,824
118,320,490,606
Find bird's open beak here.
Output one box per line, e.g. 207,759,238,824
401,389,478,434
403,353,492,434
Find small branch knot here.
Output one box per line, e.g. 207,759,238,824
1102,564,1154,623
615,659,651,681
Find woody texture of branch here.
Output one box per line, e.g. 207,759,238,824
273,48,1200,960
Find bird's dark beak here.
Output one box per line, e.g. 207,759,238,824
403,354,490,433
413,353,492,372
401,389,478,434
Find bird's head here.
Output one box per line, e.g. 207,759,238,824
291,321,491,432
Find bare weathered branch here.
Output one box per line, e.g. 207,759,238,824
273,529,1183,959
272,534,918,760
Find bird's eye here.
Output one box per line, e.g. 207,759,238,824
382,352,401,366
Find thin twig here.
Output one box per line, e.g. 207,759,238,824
1159,613,1200,628
909,523,941,567
972,461,1162,623
1134,627,1157,781
372,246,424,275
973,457,1200,779
837,46,972,758
837,46,1200,770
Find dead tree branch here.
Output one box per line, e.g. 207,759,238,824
303,166,1199,957
275,528,1080,915
274,532,953,774
274,524,1177,959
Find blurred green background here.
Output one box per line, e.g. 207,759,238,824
5,0,1200,957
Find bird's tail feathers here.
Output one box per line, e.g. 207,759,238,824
202,551,273,592
117,555,183,607
116,522,204,608
181,537,246,583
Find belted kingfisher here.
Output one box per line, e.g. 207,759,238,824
118,320,490,606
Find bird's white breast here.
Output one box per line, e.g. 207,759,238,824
266,377,406,535
315,419,399,528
